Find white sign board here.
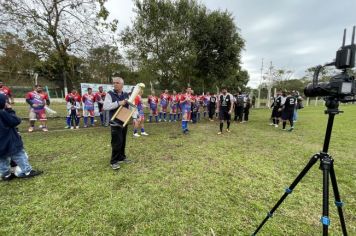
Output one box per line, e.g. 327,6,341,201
80,83,135,116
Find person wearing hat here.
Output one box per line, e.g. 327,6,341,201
0,94,42,180
217,87,234,134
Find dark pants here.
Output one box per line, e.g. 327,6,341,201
110,125,128,164
234,106,244,121
244,108,250,121
208,105,215,119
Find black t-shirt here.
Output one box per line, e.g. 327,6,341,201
273,96,282,109
284,96,296,111
219,94,232,110
209,96,217,105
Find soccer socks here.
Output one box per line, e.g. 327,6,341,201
84,117,88,126
290,120,294,128
177,113,181,120
141,128,145,133
134,128,138,134
283,121,286,129
159,112,162,120
155,116,158,122
149,115,152,123
182,120,188,131
197,112,200,120
163,112,166,120
204,111,206,117
100,114,104,124
90,117,94,125
66,117,71,127
75,117,80,126
220,122,223,132
272,118,276,124
173,114,176,121
169,113,172,121
227,121,230,129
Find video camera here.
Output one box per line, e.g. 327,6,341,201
304,26,356,102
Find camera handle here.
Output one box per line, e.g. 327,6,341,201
252,99,348,236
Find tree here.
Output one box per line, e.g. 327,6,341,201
0,32,40,79
0,0,117,92
122,0,246,92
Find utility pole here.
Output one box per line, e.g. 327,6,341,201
267,61,273,108
257,58,263,108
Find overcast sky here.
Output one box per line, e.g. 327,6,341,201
106,0,356,88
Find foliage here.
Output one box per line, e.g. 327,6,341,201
122,0,246,92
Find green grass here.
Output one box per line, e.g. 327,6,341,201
1,104,355,235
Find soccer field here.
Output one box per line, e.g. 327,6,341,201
1,105,355,235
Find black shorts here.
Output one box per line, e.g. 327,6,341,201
219,110,231,121
272,108,281,118
282,110,294,121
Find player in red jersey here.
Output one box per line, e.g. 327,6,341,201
169,90,179,122
95,86,106,126
0,81,14,104
25,85,50,132
180,87,194,134
159,89,170,122
148,91,159,123
82,88,96,127
65,88,82,129
132,90,149,137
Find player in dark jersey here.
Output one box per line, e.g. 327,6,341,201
208,93,217,121
234,92,244,122
281,91,296,131
217,87,233,134
270,91,282,128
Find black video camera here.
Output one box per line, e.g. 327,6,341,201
304,26,356,101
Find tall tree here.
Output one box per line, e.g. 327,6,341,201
0,0,117,92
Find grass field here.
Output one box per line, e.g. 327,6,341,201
1,104,355,235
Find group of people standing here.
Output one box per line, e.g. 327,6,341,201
270,90,303,131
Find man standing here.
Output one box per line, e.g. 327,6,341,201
169,90,179,122
234,92,244,122
95,86,106,126
217,87,233,135
25,85,50,132
148,91,159,123
208,93,217,121
132,90,149,137
180,87,193,134
0,81,14,104
82,88,96,128
281,91,296,131
103,77,131,170
159,89,170,122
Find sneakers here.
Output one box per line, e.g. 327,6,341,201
217,131,222,135
70,126,74,130
1,173,15,181
269,123,274,126
141,132,149,136
226,129,231,133
42,127,48,132
76,126,80,129
111,163,120,170
274,124,278,128
65,126,70,129
183,129,189,134
22,170,43,178
28,127,34,132
282,128,286,131
133,133,140,137
288,127,294,132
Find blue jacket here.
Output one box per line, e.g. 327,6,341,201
0,107,23,158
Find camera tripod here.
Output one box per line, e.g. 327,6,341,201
252,97,348,236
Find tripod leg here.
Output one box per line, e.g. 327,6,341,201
329,160,348,235
320,155,331,236
252,154,320,236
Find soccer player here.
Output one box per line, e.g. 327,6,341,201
217,87,233,134
0,81,14,104
25,85,50,132
82,87,96,128
159,89,170,122
191,90,198,123
234,92,244,122
202,92,210,118
169,90,179,122
242,95,252,122
95,86,106,126
281,91,296,131
270,91,282,127
65,88,82,129
180,87,193,134
148,91,159,123
208,93,217,121
132,90,149,137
